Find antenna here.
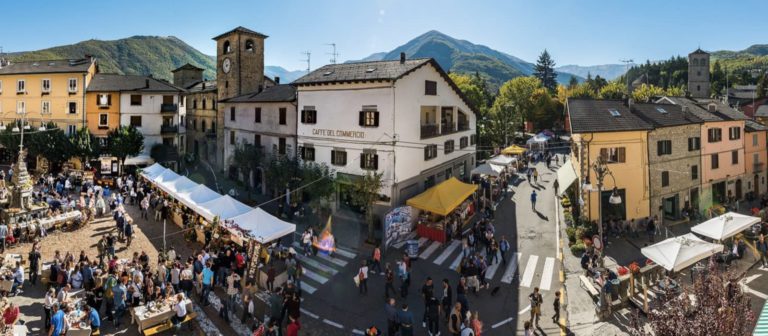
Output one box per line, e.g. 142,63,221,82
301,51,311,74
620,59,634,97
325,43,339,64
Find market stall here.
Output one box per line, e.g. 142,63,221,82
384,206,415,250
196,195,252,222
501,145,526,156
130,297,193,333
691,212,760,241
640,233,724,272
527,133,551,151
406,177,478,243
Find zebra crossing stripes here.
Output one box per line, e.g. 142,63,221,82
539,257,556,291
391,232,418,249
484,251,503,280
334,246,358,260
300,281,318,294
501,252,522,284
419,241,441,259
449,252,464,270
317,253,349,267
520,255,538,288
293,253,339,276
417,237,429,248
433,240,461,265
301,267,330,284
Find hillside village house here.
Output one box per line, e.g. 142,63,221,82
744,120,768,197
293,54,477,211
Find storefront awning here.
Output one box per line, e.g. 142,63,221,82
406,177,478,216
501,145,527,156
556,163,578,196
141,163,166,179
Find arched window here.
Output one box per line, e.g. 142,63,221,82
202,120,207,132
700,58,706,66
692,58,699,66
223,40,231,54
192,99,197,109
697,85,701,92
245,40,255,52
202,99,207,110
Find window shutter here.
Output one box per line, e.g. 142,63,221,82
107,94,112,105
360,154,365,169
373,154,379,170
657,141,663,156
359,111,365,126
373,111,380,127
343,152,347,165
619,148,626,162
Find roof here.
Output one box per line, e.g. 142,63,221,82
186,80,217,93
690,48,709,55
294,58,477,114
656,96,723,122
223,84,296,103
746,120,768,132
566,99,653,133
406,177,478,216
0,58,94,75
630,103,703,127
693,98,750,121
172,63,204,73
632,73,648,86
86,74,184,92
212,26,268,40
755,105,768,118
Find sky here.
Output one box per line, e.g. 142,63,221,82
2,0,768,71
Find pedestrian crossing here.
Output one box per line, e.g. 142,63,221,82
291,241,358,295
394,239,559,291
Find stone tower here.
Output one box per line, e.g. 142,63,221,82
212,26,268,101
688,48,711,98
172,63,204,89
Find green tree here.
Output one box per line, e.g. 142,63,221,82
106,125,144,174
71,126,95,168
569,83,597,99
229,142,264,191
301,162,335,220
490,76,542,144
533,50,558,93
665,86,686,97
27,123,74,173
632,84,666,102
568,76,579,89
711,60,726,96
351,171,384,243
264,153,302,199
449,73,488,115
530,88,561,130
598,81,627,100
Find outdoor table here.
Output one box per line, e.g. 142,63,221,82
3,325,28,336
65,309,90,336
131,298,192,332
0,280,13,292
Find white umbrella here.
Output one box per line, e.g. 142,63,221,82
691,212,760,241
641,233,724,272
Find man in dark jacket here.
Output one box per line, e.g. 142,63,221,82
384,298,399,336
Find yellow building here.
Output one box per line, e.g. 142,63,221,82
85,75,120,138
567,99,652,222
0,58,97,137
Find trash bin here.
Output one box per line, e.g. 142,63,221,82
405,239,419,259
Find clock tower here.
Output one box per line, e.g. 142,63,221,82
213,26,268,101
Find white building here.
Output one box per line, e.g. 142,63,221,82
221,84,297,190
294,55,477,208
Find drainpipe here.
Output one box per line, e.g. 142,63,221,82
82,73,87,129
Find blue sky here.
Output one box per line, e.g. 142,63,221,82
2,0,767,70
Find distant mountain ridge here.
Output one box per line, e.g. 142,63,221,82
555,64,633,80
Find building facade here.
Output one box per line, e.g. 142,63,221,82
85,82,120,138
745,120,768,197
688,49,710,99
294,56,477,208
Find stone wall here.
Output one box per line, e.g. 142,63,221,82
648,124,702,217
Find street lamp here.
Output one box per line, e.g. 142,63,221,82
591,156,622,267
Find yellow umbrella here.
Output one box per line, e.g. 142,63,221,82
501,145,526,155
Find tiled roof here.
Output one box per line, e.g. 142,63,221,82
86,74,183,92
223,84,296,103
172,63,204,73
185,80,217,92
567,99,653,133
212,26,268,40
693,98,750,121
630,103,703,127
0,58,94,75
656,96,723,122
293,58,432,85
746,120,768,132
690,48,708,55
755,105,768,118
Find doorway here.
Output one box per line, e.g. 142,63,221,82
663,195,679,220
755,174,760,196
736,179,742,200
690,187,699,212
712,181,726,204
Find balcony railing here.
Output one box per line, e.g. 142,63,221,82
458,122,470,131
160,103,178,113
754,162,764,173
161,125,178,134
421,124,439,138
420,122,468,139
205,130,217,139
441,122,457,135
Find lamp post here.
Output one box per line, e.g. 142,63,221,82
587,156,622,267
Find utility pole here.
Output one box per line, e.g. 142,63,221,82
326,43,339,64
620,59,634,97
301,51,311,74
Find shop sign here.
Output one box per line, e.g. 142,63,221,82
311,128,365,139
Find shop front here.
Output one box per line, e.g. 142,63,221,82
406,177,478,243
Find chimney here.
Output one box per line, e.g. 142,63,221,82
145,79,150,89
202,82,206,90
708,102,717,113
400,52,406,64
274,76,280,84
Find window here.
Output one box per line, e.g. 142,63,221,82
359,110,379,127
254,134,261,147
202,99,207,110
41,79,51,93
99,114,108,127
444,140,455,154
130,95,142,106
67,125,76,136
245,40,254,52
202,120,206,132
192,119,197,130
41,101,50,115
193,99,197,109
424,144,438,160
163,95,173,104
97,93,111,107
300,146,315,161
425,80,437,95
301,107,317,124
599,147,626,163
212,100,216,109
130,116,142,127
225,81,229,88
331,150,347,166
707,128,722,142
657,140,672,156
279,108,287,125
753,134,759,146
361,151,378,170
223,41,231,53
688,137,700,151
691,165,698,180
470,134,477,145
68,102,77,114
68,78,77,93
460,136,468,149
230,131,236,145
180,116,184,126
697,85,701,92
732,150,739,164
697,71,701,76
711,153,719,169
16,80,25,93
661,171,669,187
729,126,741,140
16,101,25,114
278,137,286,155
254,108,262,123
608,108,621,117
230,107,236,121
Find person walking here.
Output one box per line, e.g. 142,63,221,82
358,261,369,295
397,304,415,336
0,222,7,253
420,277,434,327
553,179,560,196
448,302,463,336
441,278,452,321
425,294,440,336
384,263,396,299
499,235,510,265
28,244,41,286
201,262,214,306
533,169,539,185
530,191,537,211
552,290,561,324
384,298,399,336
757,233,768,268
528,287,543,328
470,311,483,336
371,245,382,274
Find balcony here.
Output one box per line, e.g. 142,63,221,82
458,122,470,131
421,124,439,138
441,122,458,135
161,125,178,134
205,130,217,139
754,162,764,173
160,103,178,113
420,123,463,139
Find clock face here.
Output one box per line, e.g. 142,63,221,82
222,58,231,74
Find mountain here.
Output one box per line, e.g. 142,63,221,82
352,30,582,89
9,36,218,82
555,64,632,80
264,66,305,84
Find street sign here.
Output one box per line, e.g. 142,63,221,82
593,235,603,250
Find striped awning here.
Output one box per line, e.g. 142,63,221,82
756,301,768,335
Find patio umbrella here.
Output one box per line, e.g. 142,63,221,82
641,233,724,272
691,212,760,241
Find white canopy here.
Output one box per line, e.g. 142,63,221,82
229,208,296,243
141,163,166,179
488,155,516,167
124,155,155,166
471,163,504,177
197,195,252,221
691,212,760,240
176,185,222,212
556,163,578,196
641,233,724,272
152,169,181,184
158,176,198,194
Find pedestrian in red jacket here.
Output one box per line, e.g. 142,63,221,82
287,316,300,336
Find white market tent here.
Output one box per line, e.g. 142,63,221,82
197,195,252,222
124,155,155,166
691,212,760,241
470,163,504,177
176,185,222,213
488,155,516,167
641,233,724,272
141,163,166,179
158,176,198,194
229,208,296,244
153,169,181,184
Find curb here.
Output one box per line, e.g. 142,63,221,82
554,195,569,336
